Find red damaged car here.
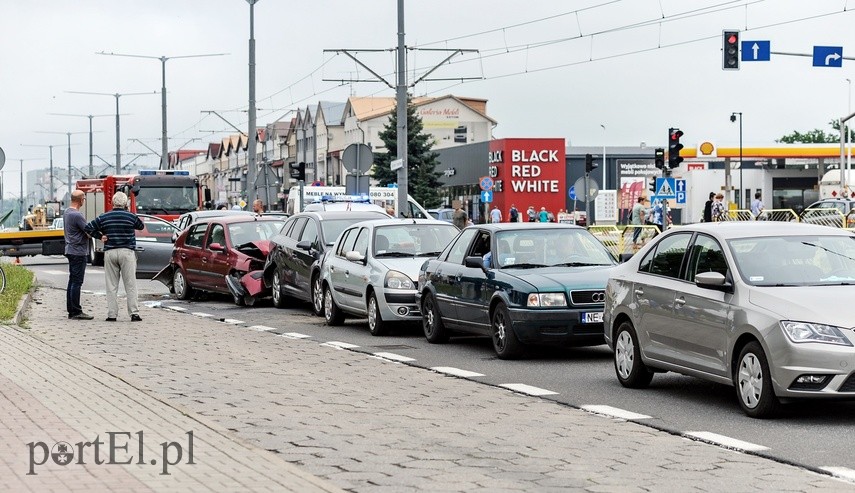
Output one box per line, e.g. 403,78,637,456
154,215,285,306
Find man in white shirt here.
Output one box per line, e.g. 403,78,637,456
490,205,502,223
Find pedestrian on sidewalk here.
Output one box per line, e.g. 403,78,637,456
84,192,145,322
63,190,94,320
490,205,502,223
252,199,264,215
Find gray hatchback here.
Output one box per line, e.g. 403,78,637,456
604,222,855,418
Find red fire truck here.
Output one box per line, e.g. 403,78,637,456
77,170,210,265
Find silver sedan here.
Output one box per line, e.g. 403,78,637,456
320,218,459,335
604,221,855,418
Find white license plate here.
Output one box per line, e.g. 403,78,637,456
583,312,603,324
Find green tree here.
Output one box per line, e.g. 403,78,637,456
372,99,443,209
776,120,854,143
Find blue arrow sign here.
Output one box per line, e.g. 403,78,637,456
568,186,576,200
480,190,493,203
813,46,843,67
741,40,770,61
675,179,686,193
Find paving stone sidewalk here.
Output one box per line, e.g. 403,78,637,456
16,286,855,492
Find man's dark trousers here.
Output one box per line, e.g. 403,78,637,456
66,254,87,317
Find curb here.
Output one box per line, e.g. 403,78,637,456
10,285,34,327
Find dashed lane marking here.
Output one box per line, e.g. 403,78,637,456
820,467,855,483
278,332,311,339
166,306,187,312
372,352,415,363
191,312,213,318
248,325,278,332
222,318,244,324
581,405,651,420
321,341,360,350
431,367,485,378
499,383,558,396
683,431,769,452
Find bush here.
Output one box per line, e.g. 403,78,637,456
0,263,35,321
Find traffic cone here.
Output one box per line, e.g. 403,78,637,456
13,257,21,265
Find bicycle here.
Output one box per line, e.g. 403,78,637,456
0,263,6,294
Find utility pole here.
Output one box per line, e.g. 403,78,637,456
66,91,157,174
36,131,87,203
49,113,110,177
21,144,61,200
98,51,227,169
324,2,477,216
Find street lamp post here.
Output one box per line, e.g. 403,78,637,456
97,51,228,170
731,112,743,208
847,78,852,187
65,91,157,174
600,124,607,189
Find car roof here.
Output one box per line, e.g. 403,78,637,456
462,223,587,232
291,210,390,221
181,210,255,219
669,221,855,239
205,215,285,225
349,218,458,229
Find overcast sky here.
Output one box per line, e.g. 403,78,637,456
2,1,853,197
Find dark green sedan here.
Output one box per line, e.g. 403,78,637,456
417,223,617,359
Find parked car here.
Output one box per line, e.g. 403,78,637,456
604,221,855,418
799,198,855,228
174,209,255,232
154,216,284,305
417,223,617,359
135,214,181,279
264,210,390,314
428,208,455,223
51,217,64,230
321,219,458,335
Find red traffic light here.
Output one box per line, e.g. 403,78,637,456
727,34,737,45
670,129,684,140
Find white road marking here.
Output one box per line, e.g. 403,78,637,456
431,367,485,378
373,352,415,363
142,301,162,308
683,431,769,452
820,467,855,482
165,306,187,312
222,318,244,324
191,312,213,318
321,341,360,350
44,269,67,276
279,332,312,339
249,325,278,331
581,405,651,420
499,383,558,396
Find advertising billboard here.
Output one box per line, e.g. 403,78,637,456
488,138,566,221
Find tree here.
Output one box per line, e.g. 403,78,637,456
372,99,443,209
776,120,854,143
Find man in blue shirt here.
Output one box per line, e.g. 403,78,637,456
85,192,145,322
64,190,93,320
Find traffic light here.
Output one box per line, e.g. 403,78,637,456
648,177,656,193
723,30,739,70
654,148,665,169
585,153,598,173
289,161,306,181
668,128,684,168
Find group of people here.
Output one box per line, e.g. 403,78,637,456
702,191,765,222
487,204,555,224
629,196,671,246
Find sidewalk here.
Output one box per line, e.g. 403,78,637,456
7,285,854,492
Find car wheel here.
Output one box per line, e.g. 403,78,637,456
614,321,653,388
271,269,287,309
173,268,193,300
323,284,345,326
367,292,389,336
491,303,523,359
311,273,324,316
422,292,448,343
735,342,780,418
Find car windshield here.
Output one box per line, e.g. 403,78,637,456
729,235,855,286
320,215,387,245
227,221,281,247
135,186,198,215
495,229,616,268
374,224,459,257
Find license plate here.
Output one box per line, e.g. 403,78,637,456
582,312,603,324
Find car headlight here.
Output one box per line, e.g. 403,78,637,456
781,321,853,346
526,293,567,307
385,270,414,290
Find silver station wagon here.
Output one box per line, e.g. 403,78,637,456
604,222,855,418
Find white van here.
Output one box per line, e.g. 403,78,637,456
286,186,431,218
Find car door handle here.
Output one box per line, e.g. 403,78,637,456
201,258,208,264
134,246,145,252
674,297,686,307
634,288,644,296
180,253,187,260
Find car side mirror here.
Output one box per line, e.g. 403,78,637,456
296,240,312,251
171,232,178,243
464,255,489,274
619,253,634,263
209,243,226,252
345,251,365,263
695,271,732,292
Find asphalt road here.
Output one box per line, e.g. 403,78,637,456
26,255,855,476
